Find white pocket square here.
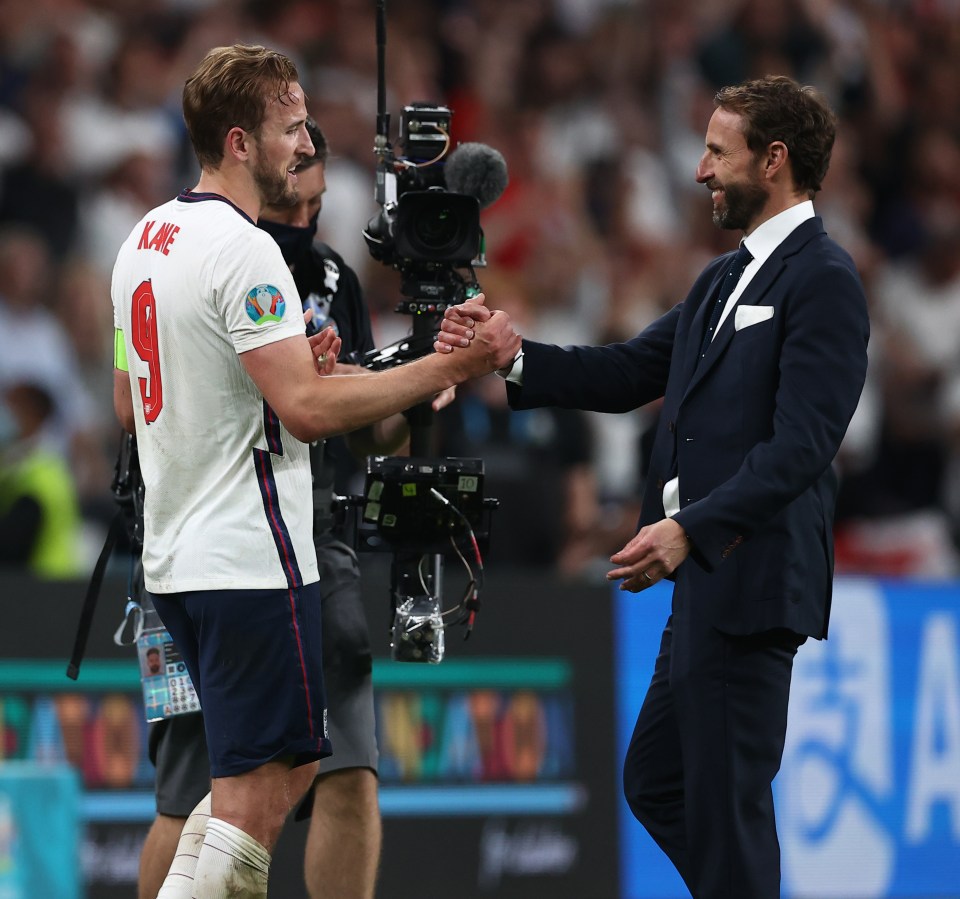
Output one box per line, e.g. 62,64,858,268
734,305,774,331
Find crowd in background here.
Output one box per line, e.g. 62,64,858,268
1,0,960,580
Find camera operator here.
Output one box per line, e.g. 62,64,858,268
135,116,458,899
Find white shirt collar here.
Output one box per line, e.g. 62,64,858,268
742,200,815,266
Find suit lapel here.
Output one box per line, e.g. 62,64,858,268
681,259,732,387
682,217,825,398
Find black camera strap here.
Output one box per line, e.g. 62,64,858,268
67,431,143,681
66,510,125,680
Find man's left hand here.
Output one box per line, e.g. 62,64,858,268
607,518,691,592
432,385,457,411
308,324,341,376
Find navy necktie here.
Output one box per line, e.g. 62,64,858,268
699,243,753,358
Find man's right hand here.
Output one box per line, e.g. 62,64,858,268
435,294,492,353
435,294,521,374
441,310,522,382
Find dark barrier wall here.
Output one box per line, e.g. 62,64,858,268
0,561,619,899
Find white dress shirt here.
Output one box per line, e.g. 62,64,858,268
661,201,815,517
498,201,817,522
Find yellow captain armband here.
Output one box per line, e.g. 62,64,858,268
114,329,129,372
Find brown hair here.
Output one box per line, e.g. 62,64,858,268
182,44,300,169
715,75,837,198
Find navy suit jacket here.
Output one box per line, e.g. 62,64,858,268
507,217,869,638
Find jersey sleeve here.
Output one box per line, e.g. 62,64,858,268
215,228,306,354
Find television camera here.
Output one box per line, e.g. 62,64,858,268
362,102,507,313
344,0,508,662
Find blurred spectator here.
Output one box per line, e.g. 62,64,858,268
0,0,958,578
833,219,960,576
871,222,960,512
62,32,180,181
0,84,79,260
697,0,828,88
0,380,82,578
0,227,100,470
51,259,116,503
79,149,174,279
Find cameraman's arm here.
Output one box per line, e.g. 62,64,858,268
240,311,514,443
335,365,455,457
347,417,409,458
325,360,408,456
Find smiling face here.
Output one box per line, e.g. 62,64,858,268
249,81,314,208
696,107,770,234
264,158,326,226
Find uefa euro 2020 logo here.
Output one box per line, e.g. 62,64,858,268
245,284,286,325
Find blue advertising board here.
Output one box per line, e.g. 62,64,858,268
0,761,81,899
616,578,960,899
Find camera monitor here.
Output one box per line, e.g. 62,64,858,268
359,456,489,554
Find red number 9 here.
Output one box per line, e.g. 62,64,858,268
131,280,163,423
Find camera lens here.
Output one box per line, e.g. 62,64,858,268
413,203,467,255
395,191,481,264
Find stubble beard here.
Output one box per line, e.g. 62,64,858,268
253,148,297,208
712,177,768,231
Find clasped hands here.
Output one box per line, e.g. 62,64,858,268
433,293,522,375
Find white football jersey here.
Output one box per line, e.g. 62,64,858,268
112,191,319,593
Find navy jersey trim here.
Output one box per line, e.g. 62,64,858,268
262,400,284,456
177,189,255,225
285,586,318,739
252,448,303,588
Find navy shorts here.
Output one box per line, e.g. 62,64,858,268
149,542,378,817
150,582,332,779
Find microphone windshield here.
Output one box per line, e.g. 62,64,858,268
444,142,509,209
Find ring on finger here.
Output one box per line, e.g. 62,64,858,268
642,570,653,582
318,353,328,366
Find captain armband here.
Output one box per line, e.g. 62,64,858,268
114,329,129,372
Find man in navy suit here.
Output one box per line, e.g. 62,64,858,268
438,75,869,897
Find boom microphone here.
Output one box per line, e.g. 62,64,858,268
444,142,509,209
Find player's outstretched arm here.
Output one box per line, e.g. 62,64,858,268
241,310,518,443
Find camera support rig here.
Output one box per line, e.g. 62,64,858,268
347,0,499,662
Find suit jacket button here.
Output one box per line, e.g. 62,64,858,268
668,420,675,433
656,478,664,490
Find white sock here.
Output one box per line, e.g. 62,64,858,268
190,817,271,899
156,792,212,899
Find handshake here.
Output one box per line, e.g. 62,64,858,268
308,292,521,386
305,293,521,410
431,294,522,380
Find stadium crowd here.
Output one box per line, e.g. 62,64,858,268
1,0,960,579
